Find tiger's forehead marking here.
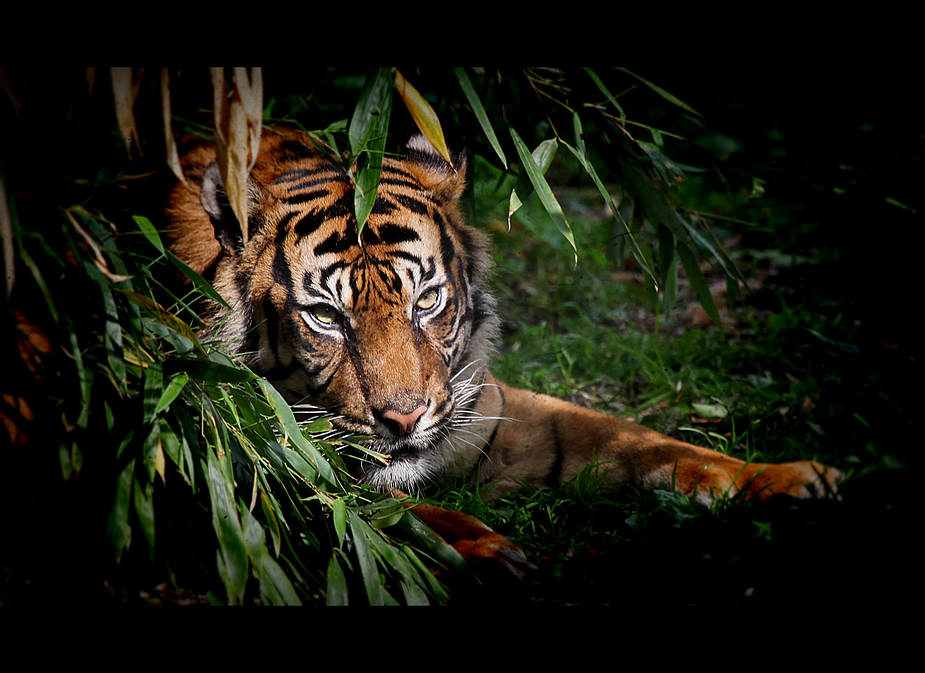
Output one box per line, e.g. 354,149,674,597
264,157,457,312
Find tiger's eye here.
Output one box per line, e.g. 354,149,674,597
416,289,439,311
308,305,338,325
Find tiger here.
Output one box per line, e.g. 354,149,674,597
166,127,841,565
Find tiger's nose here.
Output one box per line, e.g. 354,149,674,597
380,405,427,436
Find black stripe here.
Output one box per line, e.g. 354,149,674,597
315,230,358,257
272,212,298,247
395,193,430,215
370,195,396,215
295,192,355,241
284,189,329,205
470,383,505,482
272,166,332,184
545,423,565,488
272,242,294,291
376,223,420,245
380,176,425,191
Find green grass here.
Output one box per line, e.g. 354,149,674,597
421,200,913,607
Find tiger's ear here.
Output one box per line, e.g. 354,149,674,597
200,162,276,255
402,134,467,203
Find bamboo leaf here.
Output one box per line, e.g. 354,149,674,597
346,509,384,605
561,113,656,284
657,223,678,310
107,454,134,563
349,68,393,235
333,497,347,548
326,555,349,606
111,67,141,156
617,67,701,116
173,359,258,383
509,127,577,261
583,67,625,118
142,360,163,426
260,492,282,558
258,379,336,485
132,475,156,564
164,247,231,309
210,68,262,246
133,215,164,255
393,510,468,574
454,67,507,168
160,68,186,185
394,70,451,165
206,444,248,605
507,188,523,230
155,372,189,415
531,138,557,174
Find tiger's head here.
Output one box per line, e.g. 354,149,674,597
166,129,500,490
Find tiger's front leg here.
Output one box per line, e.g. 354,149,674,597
479,377,843,505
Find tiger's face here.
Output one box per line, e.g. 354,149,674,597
168,130,499,490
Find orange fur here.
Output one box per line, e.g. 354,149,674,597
166,127,842,571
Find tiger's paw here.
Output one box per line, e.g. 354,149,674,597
743,460,844,503
407,502,536,580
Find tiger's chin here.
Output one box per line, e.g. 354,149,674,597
352,438,446,493
355,455,440,493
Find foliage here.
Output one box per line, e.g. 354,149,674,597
1,67,916,606
2,201,468,604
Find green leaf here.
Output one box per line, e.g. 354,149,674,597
259,380,337,486
242,508,300,605
333,498,347,548
531,139,557,175
509,127,577,262
164,248,230,309
132,475,156,564
259,491,282,558
326,555,349,606
205,445,248,604
107,454,134,563
65,317,91,429
507,188,523,229
299,417,333,434
349,68,393,235
155,372,190,415
142,418,164,483
454,67,507,168
133,215,164,255
346,509,384,605
622,165,696,250
583,67,625,118
561,114,656,284
172,359,258,383
401,545,450,604
393,510,468,574
160,419,182,469
691,403,729,419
